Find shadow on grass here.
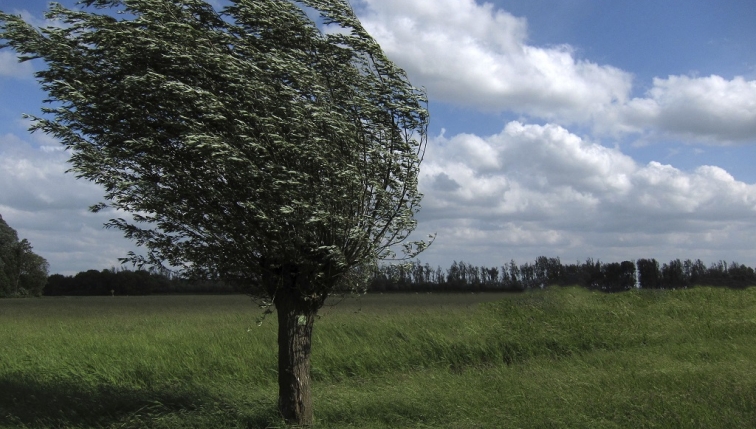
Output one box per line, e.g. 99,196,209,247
0,374,282,428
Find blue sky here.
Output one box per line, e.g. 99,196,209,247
2,0,756,275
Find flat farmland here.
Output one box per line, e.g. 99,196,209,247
1,287,755,428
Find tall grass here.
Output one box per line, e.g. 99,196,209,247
1,288,755,428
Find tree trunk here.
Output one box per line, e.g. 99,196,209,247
274,278,320,426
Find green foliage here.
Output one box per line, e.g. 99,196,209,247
0,214,18,293
0,214,48,297
1,288,756,427
0,0,429,298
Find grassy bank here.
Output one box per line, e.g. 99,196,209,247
1,287,754,428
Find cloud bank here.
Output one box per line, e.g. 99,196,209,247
357,0,756,144
415,122,756,266
357,0,631,123
616,75,756,143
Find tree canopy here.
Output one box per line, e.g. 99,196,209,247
0,214,49,297
1,0,429,284
1,0,429,423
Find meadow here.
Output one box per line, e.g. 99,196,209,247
1,287,755,428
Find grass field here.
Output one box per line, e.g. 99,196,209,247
1,287,755,428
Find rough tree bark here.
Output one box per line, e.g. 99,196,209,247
271,266,324,425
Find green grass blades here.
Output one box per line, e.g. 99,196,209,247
1,288,755,428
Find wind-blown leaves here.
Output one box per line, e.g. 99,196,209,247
0,0,429,296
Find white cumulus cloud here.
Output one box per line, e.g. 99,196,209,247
413,122,756,267
355,1,756,145
356,0,632,123
616,75,756,143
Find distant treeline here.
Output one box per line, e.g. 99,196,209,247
44,256,756,296
368,257,756,293
45,267,236,296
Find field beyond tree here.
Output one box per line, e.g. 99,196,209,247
2,287,755,428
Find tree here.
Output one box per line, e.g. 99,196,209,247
661,259,686,289
637,258,660,289
0,214,18,294
0,214,48,297
1,0,429,424
15,239,50,296
506,259,521,290
619,260,637,290
601,262,622,291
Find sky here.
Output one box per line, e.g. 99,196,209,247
1,0,756,275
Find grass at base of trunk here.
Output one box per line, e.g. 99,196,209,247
1,287,755,428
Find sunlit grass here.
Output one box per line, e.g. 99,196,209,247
1,288,755,428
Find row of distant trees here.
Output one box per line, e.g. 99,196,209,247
42,256,756,296
45,267,236,296
368,257,756,293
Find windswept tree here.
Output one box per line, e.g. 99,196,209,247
0,0,430,424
